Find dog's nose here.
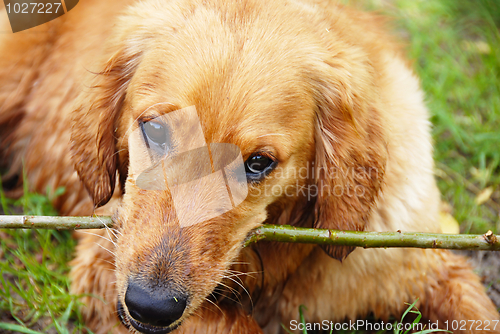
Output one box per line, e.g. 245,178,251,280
125,281,187,328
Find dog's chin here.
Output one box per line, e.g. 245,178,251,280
117,300,181,334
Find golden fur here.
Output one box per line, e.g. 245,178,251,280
0,0,498,333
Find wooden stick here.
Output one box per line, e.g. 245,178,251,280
0,215,498,251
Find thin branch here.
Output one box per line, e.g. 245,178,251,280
243,224,500,251
0,215,113,230
0,215,499,251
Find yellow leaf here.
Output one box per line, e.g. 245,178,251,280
476,187,494,206
439,211,460,234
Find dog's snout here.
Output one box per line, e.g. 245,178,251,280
125,281,187,329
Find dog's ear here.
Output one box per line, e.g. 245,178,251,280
312,55,387,261
71,47,141,208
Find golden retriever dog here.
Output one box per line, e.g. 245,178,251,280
1,0,499,333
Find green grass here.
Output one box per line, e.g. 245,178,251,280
1,0,500,333
389,0,500,234
0,183,90,333
364,0,500,234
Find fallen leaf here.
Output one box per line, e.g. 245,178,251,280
476,187,494,206
439,211,460,234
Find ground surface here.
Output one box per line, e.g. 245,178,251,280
462,250,500,308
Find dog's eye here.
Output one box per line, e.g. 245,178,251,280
140,120,170,155
143,121,167,145
245,154,277,182
246,155,271,173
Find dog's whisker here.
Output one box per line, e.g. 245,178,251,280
204,297,225,317
223,269,260,287
101,225,118,247
79,234,116,256
215,286,244,306
83,238,117,257
223,276,253,306
189,309,204,320
224,273,257,280
108,225,124,238
111,227,123,237
216,292,243,307
78,230,115,245
222,272,246,288
209,280,245,307
211,290,224,298
101,259,116,267
95,243,117,257
95,216,120,243
224,269,261,278
227,261,250,265
105,230,118,247
218,278,247,308
214,280,241,297
224,275,247,292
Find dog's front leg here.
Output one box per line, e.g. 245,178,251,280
417,249,500,333
278,247,499,334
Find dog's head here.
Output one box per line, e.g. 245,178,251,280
71,1,387,333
